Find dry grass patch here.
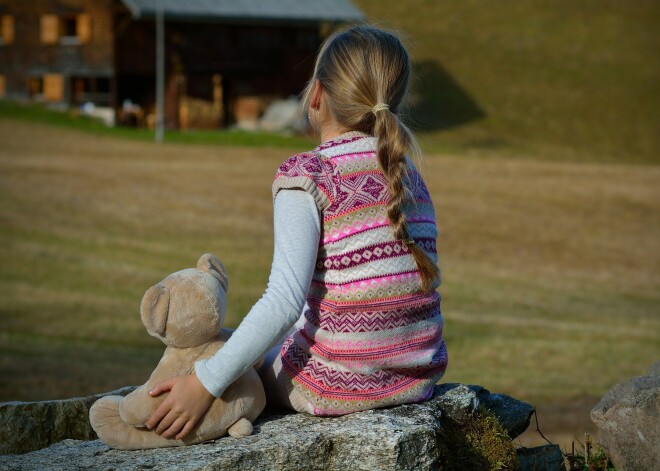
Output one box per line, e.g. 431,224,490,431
0,119,658,442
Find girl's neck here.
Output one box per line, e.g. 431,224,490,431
320,128,346,144
318,111,349,144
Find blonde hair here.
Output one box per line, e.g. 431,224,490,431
303,25,440,291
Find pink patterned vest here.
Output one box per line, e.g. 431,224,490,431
272,131,448,416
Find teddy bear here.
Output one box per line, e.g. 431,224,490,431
89,253,266,449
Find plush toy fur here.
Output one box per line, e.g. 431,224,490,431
89,253,266,450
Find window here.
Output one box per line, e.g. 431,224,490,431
62,16,77,37
58,14,80,45
40,13,91,45
28,77,43,98
0,14,15,45
72,76,111,105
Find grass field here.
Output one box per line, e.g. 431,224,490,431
355,0,660,164
0,101,315,150
1,118,658,450
0,0,658,452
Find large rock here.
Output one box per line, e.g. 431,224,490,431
0,384,534,470
591,362,660,471
0,386,136,455
435,383,535,438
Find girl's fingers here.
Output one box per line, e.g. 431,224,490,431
155,409,178,435
161,416,188,439
175,418,197,440
146,400,170,430
149,378,175,396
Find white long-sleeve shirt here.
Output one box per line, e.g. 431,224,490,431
195,189,320,397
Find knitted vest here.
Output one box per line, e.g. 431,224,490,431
272,131,447,416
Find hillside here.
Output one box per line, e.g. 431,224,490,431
355,0,660,163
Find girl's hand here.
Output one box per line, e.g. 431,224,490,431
146,373,214,439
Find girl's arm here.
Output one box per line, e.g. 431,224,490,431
146,189,320,439
195,189,320,396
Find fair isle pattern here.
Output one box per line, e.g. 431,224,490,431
323,211,437,244
315,134,367,151
292,379,436,416
273,131,447,416
303,328,443,368
282,335,448,397
306,295,440,333
273,152,336,210
300,310,444,372
307,272,425,304
317,238,437,271
327,172,387,213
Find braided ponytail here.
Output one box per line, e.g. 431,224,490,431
304,25,441,292
373,107,440,292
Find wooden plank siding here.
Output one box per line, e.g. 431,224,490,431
113,18,320,127
0,0,360,128
0,0,114,104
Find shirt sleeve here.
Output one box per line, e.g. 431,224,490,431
195,189,320,398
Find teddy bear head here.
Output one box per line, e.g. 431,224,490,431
139,253,229,348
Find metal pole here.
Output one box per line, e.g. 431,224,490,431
155,0,164,143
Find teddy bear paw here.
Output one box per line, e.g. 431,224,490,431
227,417,253,438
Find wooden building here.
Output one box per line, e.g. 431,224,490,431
0,0,363,128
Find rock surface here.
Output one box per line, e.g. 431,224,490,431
435,383,535,438
590,362,660,471
0,383,534,470
517,444,566,471
0,386,136,455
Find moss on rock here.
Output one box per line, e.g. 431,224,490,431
440,406,520,471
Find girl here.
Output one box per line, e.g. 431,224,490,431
146,24,448,439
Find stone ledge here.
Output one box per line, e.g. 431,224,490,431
0,386,136,455
0,383,535,470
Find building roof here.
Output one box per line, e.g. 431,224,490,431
120,0,365,24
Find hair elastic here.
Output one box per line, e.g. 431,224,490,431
372,103,390,115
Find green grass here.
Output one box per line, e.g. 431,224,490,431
0,100,314,150
1,118,658,408
355,0,660,164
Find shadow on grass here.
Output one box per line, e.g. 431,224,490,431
407,60,485,132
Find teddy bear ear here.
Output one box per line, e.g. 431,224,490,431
197,253,229,292
140,284,170,337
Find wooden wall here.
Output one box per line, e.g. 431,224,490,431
114,20,321,127
0,0,323,128
0,0,115,103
